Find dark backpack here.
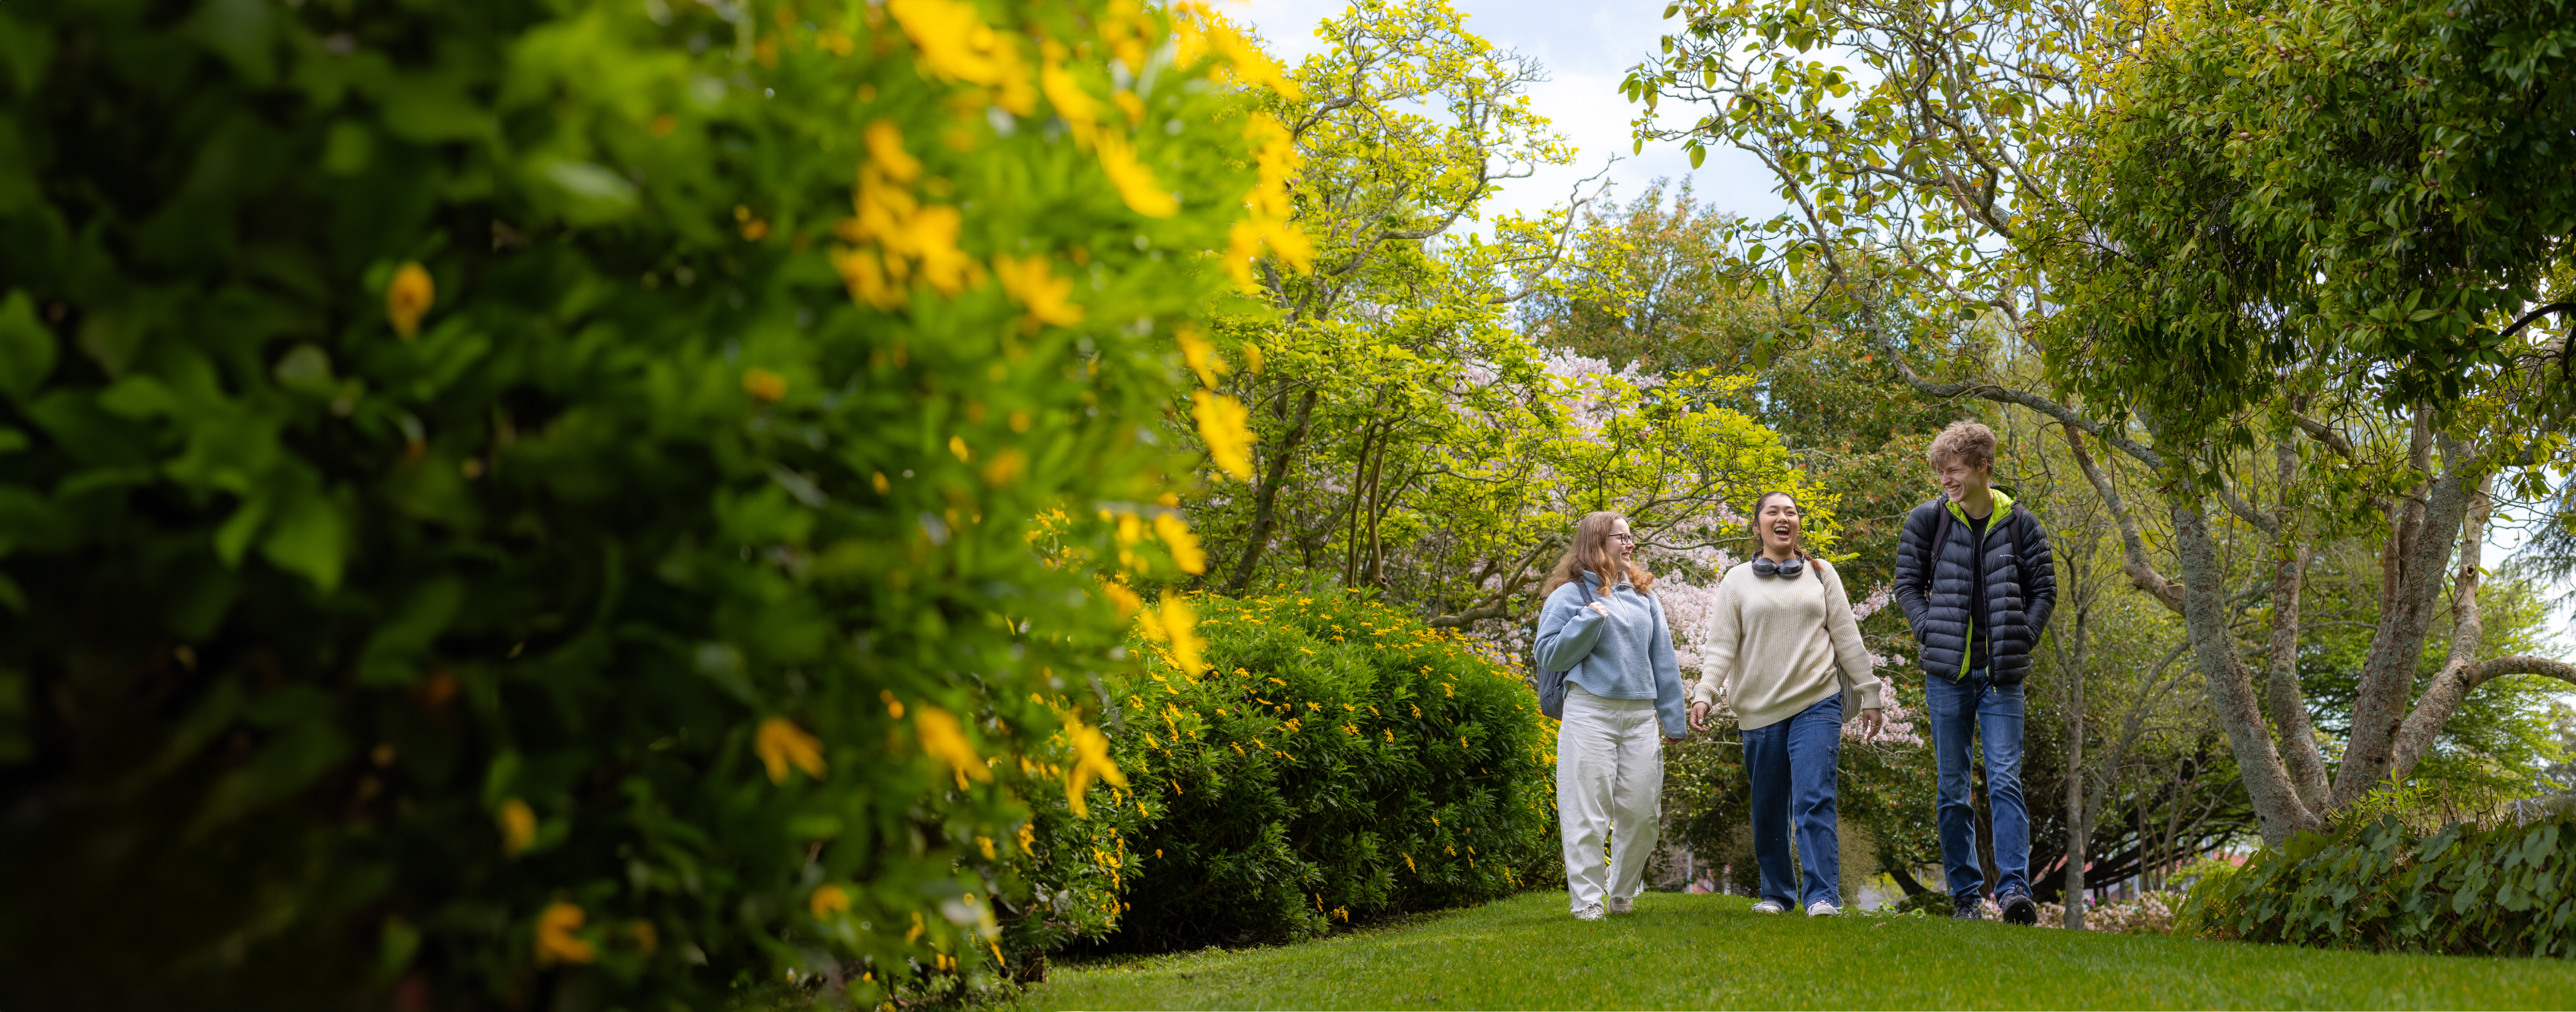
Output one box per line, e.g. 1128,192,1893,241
1534,579,1597,720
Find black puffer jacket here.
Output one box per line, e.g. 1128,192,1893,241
1891,494,2057,684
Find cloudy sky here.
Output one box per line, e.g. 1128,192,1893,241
1230,0,1789,228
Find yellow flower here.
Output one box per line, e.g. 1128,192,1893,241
886,0,997,80
1094,134,1176,218
755,717,827,784
1223,117,1313,289
498,798,537,856
1157,596,1208,674
534,902,597,966
1172,2,1301,99
629,919,658,954
742,367,788,403
1064,719,1127,819
386,262,434,339
864,121,921,184
1192,390,1255,479
1176,327,1221,386
1153,513,1205,575
886,0,1037,113
1100,580,1143,618
1038,49,1100,148
886,204,979,295
991,253,1083,333
810,883,852,919
829,247,901,309
915,706,994,790
981,448,1027,486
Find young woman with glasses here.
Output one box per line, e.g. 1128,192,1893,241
1532,511,1686,921
1686,491,1884,916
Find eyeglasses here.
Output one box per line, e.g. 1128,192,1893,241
1608,533,1636,544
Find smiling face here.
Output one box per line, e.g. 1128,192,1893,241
1607,517,1635,567
1933,455,1993,504
1755,493,1801,555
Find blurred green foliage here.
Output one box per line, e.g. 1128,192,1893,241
0,0,1290,1006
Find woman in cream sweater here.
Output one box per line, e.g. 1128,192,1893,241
1686,490,1883,916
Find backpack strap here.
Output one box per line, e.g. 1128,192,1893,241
2008,504,2030,572
1917,500,1954,596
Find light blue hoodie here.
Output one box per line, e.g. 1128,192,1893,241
1533,571,1687,738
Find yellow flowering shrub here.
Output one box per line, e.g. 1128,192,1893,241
1010,593,1560,952
0,0,1294,1005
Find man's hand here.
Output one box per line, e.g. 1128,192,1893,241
1688,700,1713,732
1858,707,1885,737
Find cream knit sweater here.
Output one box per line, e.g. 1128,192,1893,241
1691,556,1883,730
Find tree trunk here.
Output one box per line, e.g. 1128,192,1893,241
1223,387,1321,592
2385,474,2507,784
2263,496,2330,811
2332,435,2479,806
2063,650,2087,929
2170,495,2319,843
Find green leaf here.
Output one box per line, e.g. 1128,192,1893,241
0,8,53,97
260,487,348,592
357,577,465,687
377,75,494,143
537,159,641,222
214,495,269,567
189,0,276,86
0,291,54,400
272,343,335,392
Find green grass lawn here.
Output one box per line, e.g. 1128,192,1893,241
1003,891,2576,1010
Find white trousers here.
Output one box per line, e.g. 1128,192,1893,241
1557,686,1664,912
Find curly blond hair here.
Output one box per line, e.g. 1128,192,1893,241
1926,420,1998,470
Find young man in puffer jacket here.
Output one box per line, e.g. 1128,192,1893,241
1891,421,2056,924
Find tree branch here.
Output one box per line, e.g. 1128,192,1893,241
2064,426,2183,612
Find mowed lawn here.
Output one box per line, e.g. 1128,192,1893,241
1005,891,2576,1010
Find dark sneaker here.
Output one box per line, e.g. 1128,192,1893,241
1998,890,2038,926
1949,902,1982,922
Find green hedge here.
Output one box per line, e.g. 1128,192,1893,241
1015,594,1560,954
0,0,1280,1007
2182,813,2576,957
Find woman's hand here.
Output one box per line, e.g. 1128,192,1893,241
1585,601,1608,617
1858,707,1884,737
1687,700,1713,732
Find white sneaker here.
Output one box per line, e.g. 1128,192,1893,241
1807,900,1841,916
1750,899,1787,914
1608,896,1634,914
1573,903,1604,921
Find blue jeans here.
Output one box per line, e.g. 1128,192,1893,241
1743,693,1843,908
1926,670,2028,905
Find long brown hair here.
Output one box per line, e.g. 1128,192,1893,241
1542,511,1655,596
1748,490,1811,562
